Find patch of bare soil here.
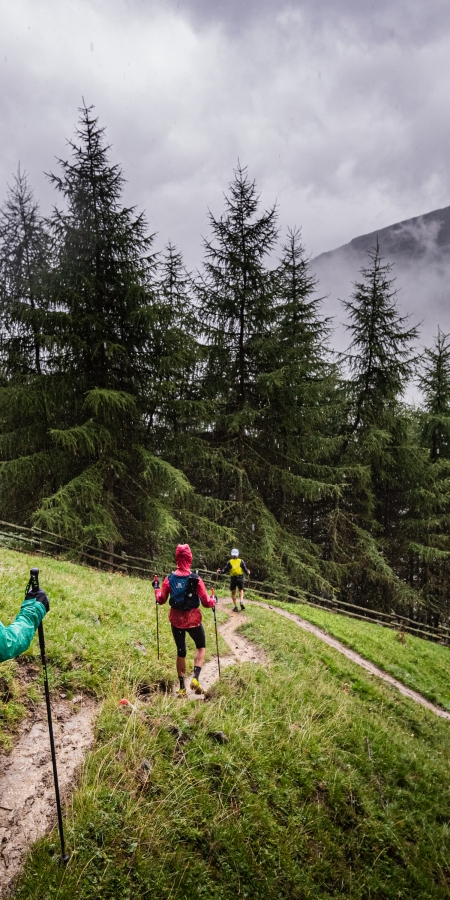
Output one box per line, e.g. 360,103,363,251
0,696,98,897
250,601,450,721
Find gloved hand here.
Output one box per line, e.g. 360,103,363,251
216,568,221,574
152,575,160,590
26,587,50,612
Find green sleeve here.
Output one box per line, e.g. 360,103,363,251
0,599,45,663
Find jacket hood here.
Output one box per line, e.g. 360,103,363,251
175,544,193,569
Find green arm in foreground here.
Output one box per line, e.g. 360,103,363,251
0,598,46,662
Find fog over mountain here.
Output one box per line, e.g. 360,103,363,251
313,205,450,357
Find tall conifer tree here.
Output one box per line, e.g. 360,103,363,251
0,105,190,560
341,243,419,608
255,229,343,587
405,331,450,620
0,167,50,376
197,172,339,587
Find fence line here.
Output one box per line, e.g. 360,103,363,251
0,519,447,646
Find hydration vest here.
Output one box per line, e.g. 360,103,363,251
168,572,200,610
229,557,244,577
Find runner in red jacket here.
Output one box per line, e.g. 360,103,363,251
153,544,216,696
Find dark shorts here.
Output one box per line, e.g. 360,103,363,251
230,575,244,592
171,624,206,658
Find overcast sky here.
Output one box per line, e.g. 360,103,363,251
1,0,450,270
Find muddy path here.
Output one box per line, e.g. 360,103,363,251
0,697,97,897
247,600,450,721
183,606,266,697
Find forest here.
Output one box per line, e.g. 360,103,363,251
1,104,449,626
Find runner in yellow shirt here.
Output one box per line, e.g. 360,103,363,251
217,549,250,612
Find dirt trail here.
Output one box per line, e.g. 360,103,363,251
183,606,266,697
0,697,97,897
248,600,450,720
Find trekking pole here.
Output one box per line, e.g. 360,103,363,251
156,601,160,660
27,568,69,865
211,589,221,678
153,575,160,660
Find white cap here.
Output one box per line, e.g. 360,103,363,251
231,548,239,557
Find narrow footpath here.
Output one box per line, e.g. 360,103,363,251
248,599,450,721
183,608,266,697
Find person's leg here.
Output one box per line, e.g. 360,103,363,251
230,577,239,610
176,656,186,678
194,646,206,669
171,626,187,693
239,587,245,609
188,625,206,693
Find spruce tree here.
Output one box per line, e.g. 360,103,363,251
255,229,344,588
419,328,450,460
196,176,340,589
194,165,282,575
343,241,418,428
199,163,278,461
340,243,419,609
149,243,201,454
0,167,50,376
143,244,233,563
404,331,450,622
0,105,190,561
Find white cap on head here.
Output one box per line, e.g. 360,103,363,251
231,548,239,557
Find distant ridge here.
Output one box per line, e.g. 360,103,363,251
312,204,450,355
315,205,450,264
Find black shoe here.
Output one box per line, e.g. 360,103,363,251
240,603,245,610
232,605,239,612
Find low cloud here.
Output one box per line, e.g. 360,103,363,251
0,0,449,285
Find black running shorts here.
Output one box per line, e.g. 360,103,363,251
171,624,206,658
230,575,244,591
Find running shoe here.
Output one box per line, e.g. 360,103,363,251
232,605,239,612
176,687,186,698
240,603,245,610
190,677,203,695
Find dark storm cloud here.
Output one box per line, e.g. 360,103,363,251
174,0,450,44
0,0,449,307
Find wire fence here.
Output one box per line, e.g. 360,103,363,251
0,518,448,646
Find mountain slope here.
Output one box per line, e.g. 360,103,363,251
313,204,450,356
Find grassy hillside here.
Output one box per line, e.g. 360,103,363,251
0,550,446,899
255,598,450,711
0,548,227,749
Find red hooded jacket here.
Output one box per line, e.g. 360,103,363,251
154,544,215,629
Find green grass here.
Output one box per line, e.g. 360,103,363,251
0,548,227,748
5,560,448,900
247,596,450,711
